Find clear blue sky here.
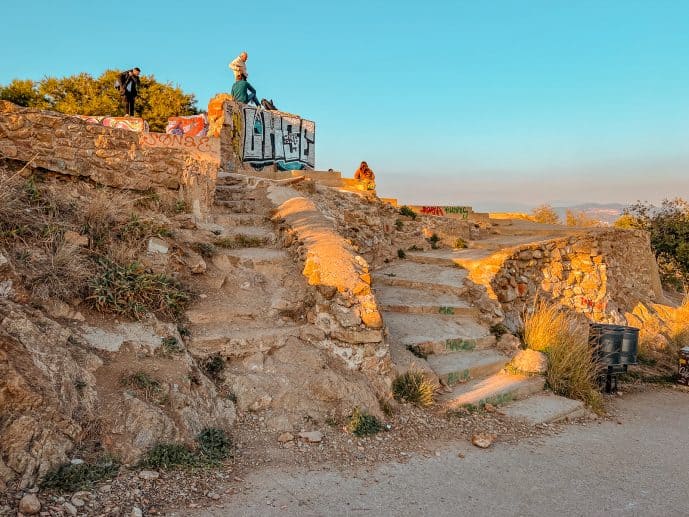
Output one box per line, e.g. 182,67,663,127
2,0,688,210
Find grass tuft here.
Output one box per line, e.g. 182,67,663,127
397,248,406,259
41,457,119,492
392,371,435,407
347,407,383,437
138,443,197,469
196,428,232,462
399,205,417,220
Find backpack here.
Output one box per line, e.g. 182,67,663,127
114,70,129,91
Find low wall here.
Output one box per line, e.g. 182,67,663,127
208,95,315,172
0,102,220,219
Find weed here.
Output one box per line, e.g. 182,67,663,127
490,323,509,339
177,325,191,337
347,407,383,437
394,219,404,231
427,233,440,249
438,306,455,315
196,428,232,462
174,200,188,214
446,339,476,351
392,371,435,407
399,206,417,220
408,245,422,251
447,370,470,385
121,371,165,403
138,443,198,469
192,242,216,258
397,248,406,259
74,379,87,392
454,238,467,249
161,336,183,354
407,344,428,359
203,354,225,379
41,457,119,492
88,260,190,320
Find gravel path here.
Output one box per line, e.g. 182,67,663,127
176,388,689,517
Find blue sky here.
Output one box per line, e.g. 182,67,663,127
2,0,688,210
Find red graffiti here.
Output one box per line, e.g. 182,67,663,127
140,133,214,153
420,206,445,216
581,297,606,311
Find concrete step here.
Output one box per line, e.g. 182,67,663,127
215,184,246,193
213,213,267,227
212,248,289,270
427,349,509,387
216,190,256,202
439,373,545,409
501,393,587,425
374,286,478,317
216,225,276,245
406,249,493,267
214,200,252,213
372,261,468,295
189,325,302,359
383,312,495,356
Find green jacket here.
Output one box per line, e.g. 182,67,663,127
231,79,256,104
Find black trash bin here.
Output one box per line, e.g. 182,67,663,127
588,323,639,392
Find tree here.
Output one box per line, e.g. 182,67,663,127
624,198,689,289
565,209,600,227
531,204,561,224
0,70,198,132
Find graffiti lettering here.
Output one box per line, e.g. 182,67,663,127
241,107,315,169
580,297,607,311
139,133,217,154
421,206,445,216
419,206,471,219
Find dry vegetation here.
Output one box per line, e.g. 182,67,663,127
0,161,191,320
522,301,603,412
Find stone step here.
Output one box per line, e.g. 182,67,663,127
438,373,545,409
215,184,246,193
213,248,290,269
501,393,587,425
216,191,256,202
374,286,478,317
405,249,492,268
215,225,276,245
372,261,468,295
189,325,302,359
383,312,495,356
213,213,267,227
214,200,252,213
427,349,509,387
389,341,440,386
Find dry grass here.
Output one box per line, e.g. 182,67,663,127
392,370,435,407
636,297,689,379
523,301,603,412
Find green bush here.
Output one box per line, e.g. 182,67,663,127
196,428,232,462
41,457,119,492
397,248,406,259
399,206,417,220
347,407,383,437
138,443,198,469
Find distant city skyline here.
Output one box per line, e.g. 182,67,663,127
2,0,688,209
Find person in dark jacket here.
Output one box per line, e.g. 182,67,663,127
230,75,260,107
119,68,141,116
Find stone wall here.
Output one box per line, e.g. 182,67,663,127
0,102,220,219
208,96,316,172
467,228,664,329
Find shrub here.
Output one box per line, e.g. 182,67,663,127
428,233,440,249
41,457,119,492
399,206,417,220
120,371,165,403
565,209,600,227
138,443,197,469
203,354,225,379
454,238,467,249
88,260,190,320
490,323,509,339
394,219,403,231
196,428,232,462
392,371,435,407
192,242,216,258
531,204,561,225
523,301,603,412
397,248,406,259
347,407,383,437
161,336,183,354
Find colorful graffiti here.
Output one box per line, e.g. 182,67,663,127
72,115,150,133
580,297,607,311
240,107,315,169
166,114,208,137
419,206,471,219
139,133,218,155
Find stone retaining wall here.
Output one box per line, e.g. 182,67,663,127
0,101,220,219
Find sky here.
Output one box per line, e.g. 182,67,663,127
1,0,688,211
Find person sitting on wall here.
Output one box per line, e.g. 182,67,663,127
229,51,249,81
231,75,260,107
354,161,376,190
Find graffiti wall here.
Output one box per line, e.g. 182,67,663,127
239,106,315,169
412,206,472,220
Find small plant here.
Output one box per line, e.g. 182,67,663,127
138,443,197,469
196,428,232,462
427,233,440,249
41,457,119,492
347,407,383,437
161,336,183,354
203,354,225,379
392,371,435,407
394,219,404,231
407,344,428,359
399,206,417,220
174,200,188,213
408,244,422,251
177,325,191,337
397,248,406,259
121,371,164,402
454,238,467,249
192,242,216,258
74,379,87,392
490,323,509,339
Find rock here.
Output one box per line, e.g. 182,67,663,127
138,470,160,480
277,432,294,443
0,251,9,271
183,250,206,274
18,494,41,515
62,502,78,516
511,349,548,374
64,230,89,247
147,237,169,254
70,458,84,465
70,497,85,507
131,507,143,517
207,492,221,500
298,431,323,443
483,403,497,413
496,333,521,356
471,433,495,449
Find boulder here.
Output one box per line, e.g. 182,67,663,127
511,349,548,374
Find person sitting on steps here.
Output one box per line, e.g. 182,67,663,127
354,161,376,190
231,74,260,107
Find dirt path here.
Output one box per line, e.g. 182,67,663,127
174,388,688,517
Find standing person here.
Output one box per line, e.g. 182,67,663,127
231,75,260,107
229,51,249,81
117,68,141,116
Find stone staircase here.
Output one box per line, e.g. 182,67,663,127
374,247,584,419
